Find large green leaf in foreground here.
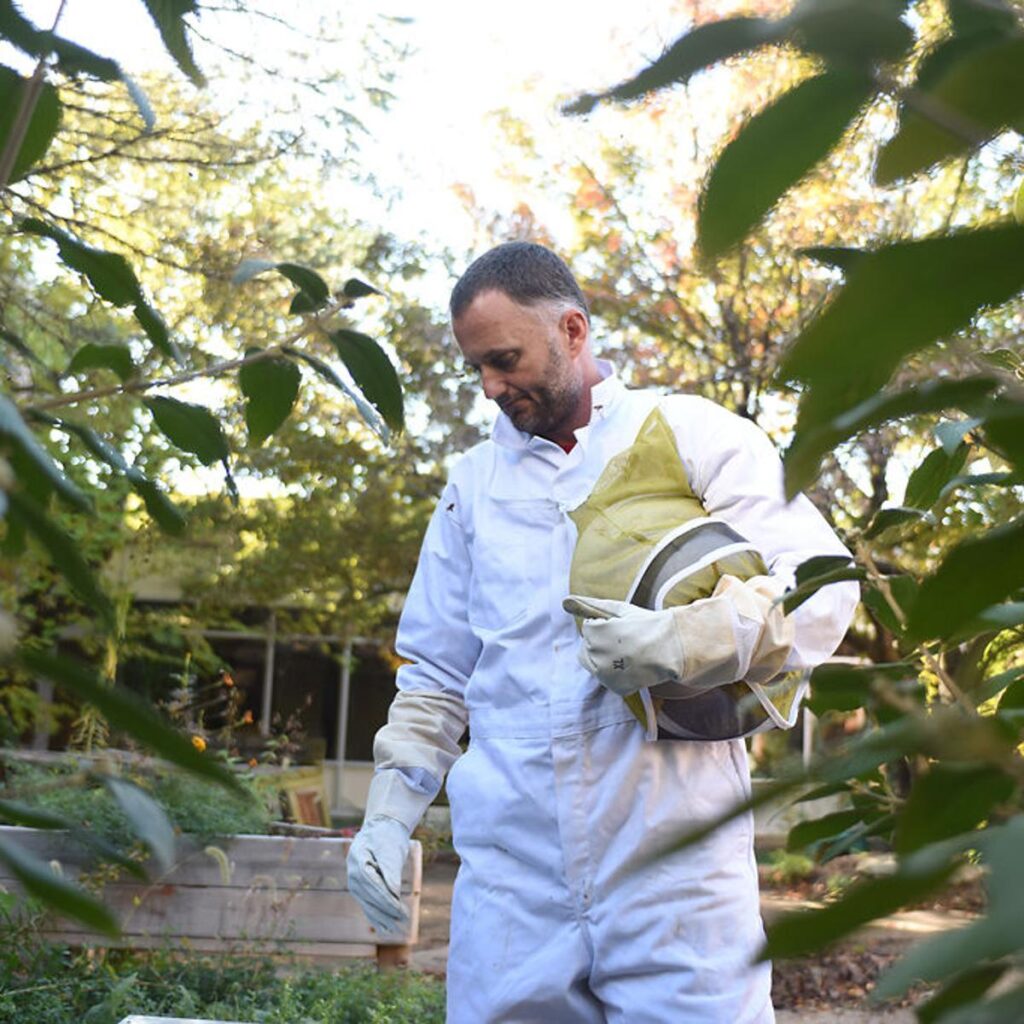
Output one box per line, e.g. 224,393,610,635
781,226,1024,495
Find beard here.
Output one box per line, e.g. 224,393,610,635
499,341,585,440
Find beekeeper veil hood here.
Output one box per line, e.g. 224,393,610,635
567,406,807,741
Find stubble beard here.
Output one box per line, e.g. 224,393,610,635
504,345,584,439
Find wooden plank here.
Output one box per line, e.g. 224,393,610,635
0,827,422,951
34,888,412,943
0,827,420,891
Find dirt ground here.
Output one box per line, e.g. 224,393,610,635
411,853,982,1017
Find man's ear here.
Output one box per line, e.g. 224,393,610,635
563,308,589,356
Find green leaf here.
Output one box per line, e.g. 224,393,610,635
343,277,382,299
0,799,75,830
786,808,865,852
6,490,114,627
121,73,156,131
784,376,998,497
874,817,1024,998
975,665,1024,705
67,342,134,382
952,601,1024,643
32,412,186,536
238,350,302,445
0,393,90,511
276,262,329,305
145,396,229,466
876,37,1024,185
563,17,776,114
16,648,245,795
996,676,1024,727
19,218,144,307
233,259,330,312
948,0,1020,38
795,782,851,803
698,70,874,259
983,400,1024,471
132,477,187,535
288,290,322,314
782,0,914,64
0,804,146,879
0,2,121,82
799,245,865,271
916,964,1009,1024
0,831,118,936
935,416,981,455
904,443,969,509
796,554,854,585
861,575,919,634
907,516,1024,640
232,258,278,284
936,983,1024,1024
782,566,865,614
863,506,927,539
0,65,60,182
806,663,874,714
101,775,176,872
283,347,389,441
330,329,405,433
895,763,1016,854
139,0,205,87
763,855,959,959
780,227,1024,490
133,300,180,363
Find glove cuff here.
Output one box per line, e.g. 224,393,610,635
365,769,433,833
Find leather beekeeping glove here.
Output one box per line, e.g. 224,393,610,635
563,574,794,700
346,815,411,934
562,594,684,697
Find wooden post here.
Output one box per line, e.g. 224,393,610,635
376,943,411,970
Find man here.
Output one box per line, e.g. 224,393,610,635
348,243,858,1022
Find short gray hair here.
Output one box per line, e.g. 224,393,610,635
450,242,590,323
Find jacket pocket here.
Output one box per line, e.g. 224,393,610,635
467,499,554,633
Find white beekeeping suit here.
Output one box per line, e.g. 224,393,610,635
354,368,858,1023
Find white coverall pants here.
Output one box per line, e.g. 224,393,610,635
371,373,857,1023
446,696,770,1023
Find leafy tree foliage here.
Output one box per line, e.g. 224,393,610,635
569,0,1023,1016
0,1,474,931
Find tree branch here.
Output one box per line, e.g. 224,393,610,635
25,300,351,413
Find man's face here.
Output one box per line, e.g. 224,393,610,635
452,289,587,442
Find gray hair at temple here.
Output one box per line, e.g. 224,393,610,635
450,242,590,324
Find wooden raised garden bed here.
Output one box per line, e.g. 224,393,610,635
0,825,421,968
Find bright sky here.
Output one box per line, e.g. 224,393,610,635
18,0,699,255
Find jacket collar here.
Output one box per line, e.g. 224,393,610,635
492,360,623,452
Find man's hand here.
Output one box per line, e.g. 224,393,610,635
564,575,793,699
346,815,411,933
562,595,685,697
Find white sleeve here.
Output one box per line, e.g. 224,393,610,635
365,478,480,831
665,396,859,670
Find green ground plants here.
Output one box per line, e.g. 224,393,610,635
0,929,445,1024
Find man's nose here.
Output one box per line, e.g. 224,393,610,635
480,366,505,401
